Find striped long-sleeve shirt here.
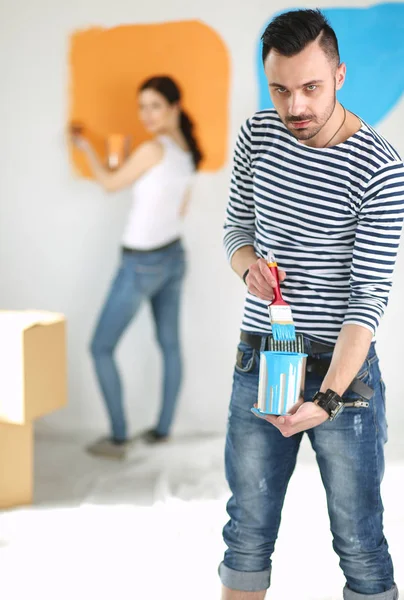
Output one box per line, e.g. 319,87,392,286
224,109,404,343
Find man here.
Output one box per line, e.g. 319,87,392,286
220,9,404,600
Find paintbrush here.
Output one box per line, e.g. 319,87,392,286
266,250,296,342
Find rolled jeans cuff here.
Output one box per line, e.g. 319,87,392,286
218,561,271,592
343,584,399,600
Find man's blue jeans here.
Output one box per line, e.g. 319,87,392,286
90,241,186,441
219,335,398,599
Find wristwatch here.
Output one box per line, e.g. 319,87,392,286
312,389,345,421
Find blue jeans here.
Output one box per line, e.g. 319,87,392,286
219,335,398,599
90,240,186,441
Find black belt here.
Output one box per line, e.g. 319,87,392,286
240,331,373,401
240,331,334,355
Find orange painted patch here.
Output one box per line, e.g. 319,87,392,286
68,21,230,177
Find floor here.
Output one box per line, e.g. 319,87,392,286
1,430,403,600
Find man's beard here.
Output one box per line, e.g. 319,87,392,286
283,94,336,142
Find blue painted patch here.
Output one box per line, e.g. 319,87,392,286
257,3,404,125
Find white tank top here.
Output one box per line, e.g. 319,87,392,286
121,135,195,250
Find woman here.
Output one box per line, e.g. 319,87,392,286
72,76,203,459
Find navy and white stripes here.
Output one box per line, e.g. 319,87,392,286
224,109,404,343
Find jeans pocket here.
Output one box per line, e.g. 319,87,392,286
342,359,371,405
235,342,257,374
356,363,369,381
380,377,387,411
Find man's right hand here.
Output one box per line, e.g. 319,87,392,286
245,257,286,301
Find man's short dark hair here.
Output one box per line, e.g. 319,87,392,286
261,9,340,67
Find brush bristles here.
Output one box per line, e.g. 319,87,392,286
269,304,296,341
271,323,296,342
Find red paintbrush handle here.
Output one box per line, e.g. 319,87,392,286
268,264,283,303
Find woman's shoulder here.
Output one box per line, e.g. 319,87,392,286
125,139,164,180
134,139,164,161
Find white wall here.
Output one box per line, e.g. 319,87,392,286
1,0,404,441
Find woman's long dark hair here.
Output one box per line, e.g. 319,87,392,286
139,75,203,169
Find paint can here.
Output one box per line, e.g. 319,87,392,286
256,350,307,415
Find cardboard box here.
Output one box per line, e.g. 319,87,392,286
0,311,67,425
0,422,33,509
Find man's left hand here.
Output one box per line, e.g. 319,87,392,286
252,400,329,436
